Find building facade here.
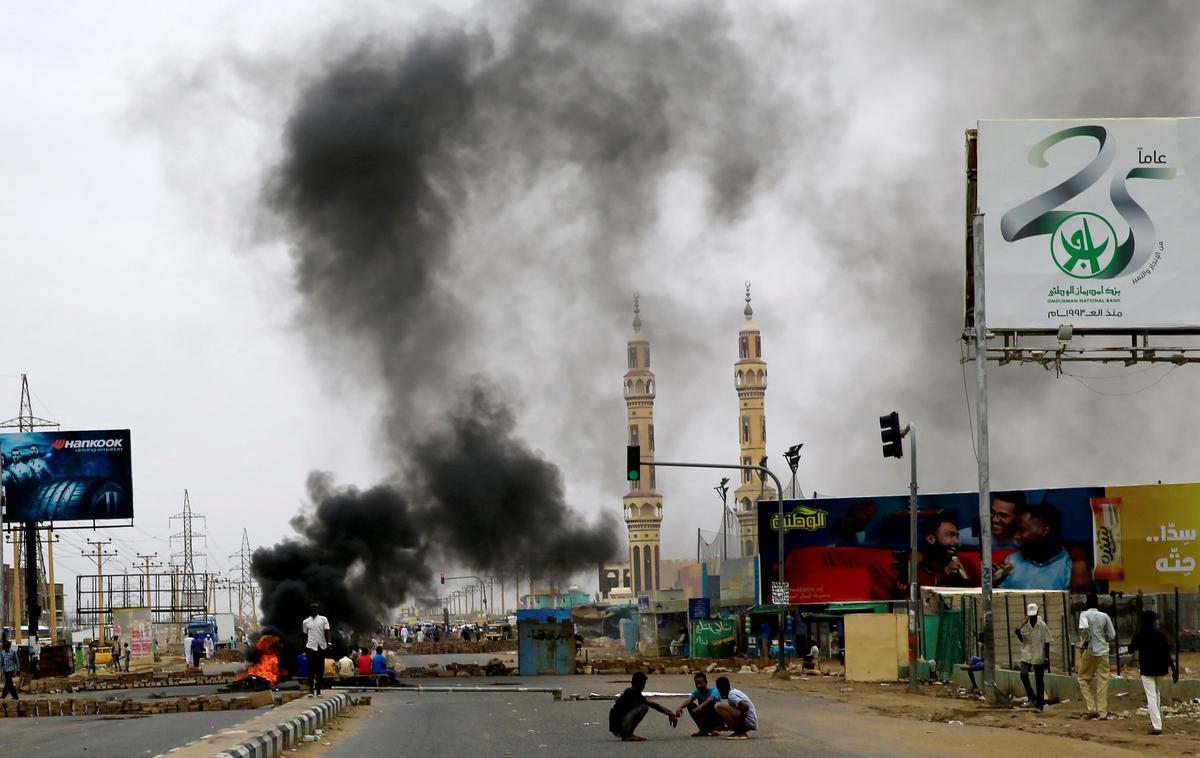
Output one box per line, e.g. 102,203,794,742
623,295,663,596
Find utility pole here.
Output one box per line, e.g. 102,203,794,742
135,552,162,608
82,539,116,642
45,527,58,642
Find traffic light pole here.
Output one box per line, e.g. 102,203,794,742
905,424,918,692
637,458,791,679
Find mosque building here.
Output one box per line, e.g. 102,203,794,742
599,286,774,600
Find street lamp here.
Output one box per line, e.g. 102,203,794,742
714,477,731,559
783,444,803,499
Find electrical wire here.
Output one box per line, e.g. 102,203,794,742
1063,364,1180,396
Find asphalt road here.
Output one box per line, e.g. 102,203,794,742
2,708,260,758
315,675,1143,757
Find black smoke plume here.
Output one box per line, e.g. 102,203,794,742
251,1,777,636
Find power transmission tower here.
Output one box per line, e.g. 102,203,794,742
229,529,257,631
0,374,59,643
169,490,207,622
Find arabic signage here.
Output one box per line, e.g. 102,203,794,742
111,607,154,663
977,118,1200,330
770,581,790,606
758,482,1200,604
0,430,133,522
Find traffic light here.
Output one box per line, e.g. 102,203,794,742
880,411,903,459
626,445,641,482
439,572,445,585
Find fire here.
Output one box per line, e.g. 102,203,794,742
237,634,281,685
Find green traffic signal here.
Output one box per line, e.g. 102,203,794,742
627,445,640,481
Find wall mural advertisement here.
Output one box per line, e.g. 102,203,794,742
1,429,133,522
758,482,1200,604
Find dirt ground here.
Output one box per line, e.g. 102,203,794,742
760,661,1200,756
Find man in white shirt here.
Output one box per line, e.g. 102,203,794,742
302,602,331,696
183,634,194,668
714,676,758,740
1077,593,1116,719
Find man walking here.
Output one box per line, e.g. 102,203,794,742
1,640,19,700
1127,610,1178,735
1015,602,1051,710
608,672,678,741
714,676,758,740
1077,593,1116,719
302,602,331,696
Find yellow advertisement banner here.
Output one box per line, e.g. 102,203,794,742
1107,483,1200,592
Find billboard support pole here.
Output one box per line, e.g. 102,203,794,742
23,521,39,648
973,212,1002,706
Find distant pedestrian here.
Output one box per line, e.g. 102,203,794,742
1077,594,1116,719
204,635,214,659
714,677,757,740
85,643,97,675
400,626,409,646
191,636,206,670
0,640,19,699
183,634,194,668
122,643,132,672
1015,603,1051,710
1128,610,1178,735
302,602,331,696
417,628,425,644
608,672,678,741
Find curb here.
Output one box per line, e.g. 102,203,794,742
214,693,350,758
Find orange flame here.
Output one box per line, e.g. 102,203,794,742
237,634,281,685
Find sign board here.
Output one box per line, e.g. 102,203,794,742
0,429,133,522
637,595,650,611
759,481,1200,604
688,598,710,620
770,581,790,606
977,118,1200,330
111,607,154,664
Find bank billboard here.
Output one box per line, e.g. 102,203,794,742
758,482,1200,604
977,118,1200,330
0,429,133,522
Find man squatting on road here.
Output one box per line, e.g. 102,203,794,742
715,676,758,740
675,672,723,736
609,672,678,741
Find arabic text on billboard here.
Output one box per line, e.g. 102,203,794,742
977,118,1200,330
758,482,1200,604
1,429,133,522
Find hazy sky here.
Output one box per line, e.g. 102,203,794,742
5,1,1200,614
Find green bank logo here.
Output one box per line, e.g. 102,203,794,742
1050,212,1117,279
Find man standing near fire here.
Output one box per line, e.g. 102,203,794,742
303,602,331,697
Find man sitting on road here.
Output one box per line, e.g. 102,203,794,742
714,676,758,740
675,672,723,736
608,671,678,742
371,646,396,682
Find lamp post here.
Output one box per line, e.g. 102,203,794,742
714,477,730,559
783,444,803,499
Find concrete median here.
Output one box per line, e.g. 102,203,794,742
156,692,352,758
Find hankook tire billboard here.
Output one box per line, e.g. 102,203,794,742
1,429,133,522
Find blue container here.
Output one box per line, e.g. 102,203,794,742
517,609,575,676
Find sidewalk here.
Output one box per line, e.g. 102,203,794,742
157,692,351,758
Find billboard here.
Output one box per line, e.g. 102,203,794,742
759,482,1200,604
111,607,154,664
977,118,1200,330
0,429,133,522
759,488,1098,603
